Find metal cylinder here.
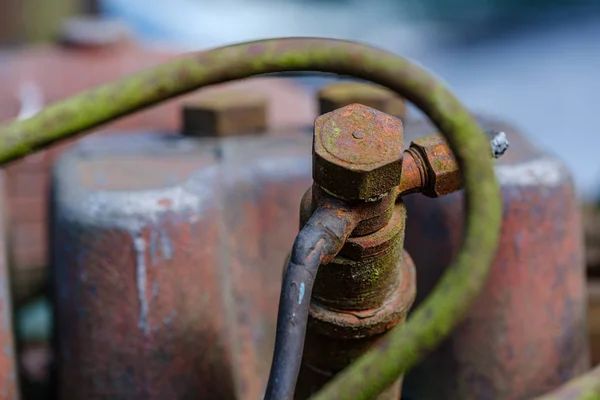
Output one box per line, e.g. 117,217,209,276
401,115,589,399
50,127,313,399
295,198,415,400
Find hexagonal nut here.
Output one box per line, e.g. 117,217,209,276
339,203,406,260
410,134,460,197
182,91,267,137
313,104,404,201
318,82,406,119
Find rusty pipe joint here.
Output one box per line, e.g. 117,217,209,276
295,104,508,399
398,130,509,198
291,104,413,399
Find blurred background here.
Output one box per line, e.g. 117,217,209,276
2,0,600,398
3,0,600,198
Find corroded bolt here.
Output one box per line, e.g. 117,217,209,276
59,16,131,49
313,103,404,201
407,134,458,197
318,82,407,119
397,130,509,197
182,91,267,137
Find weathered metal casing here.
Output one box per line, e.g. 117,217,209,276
50,131,312,399
402,116,589,399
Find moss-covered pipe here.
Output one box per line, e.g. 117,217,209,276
0,38,502,400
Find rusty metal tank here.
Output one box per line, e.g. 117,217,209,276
401,116,589,400
49,87,314,399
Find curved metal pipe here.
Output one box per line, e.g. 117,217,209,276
0,38,502,400
264,199,357,400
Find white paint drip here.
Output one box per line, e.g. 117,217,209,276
496,157,566,187
16,81,44,120
133,234,149,336
71,183,211,230
159,230,174,260
298,282,305,305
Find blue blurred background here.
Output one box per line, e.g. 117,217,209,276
3,0,600,198
103,0,600,200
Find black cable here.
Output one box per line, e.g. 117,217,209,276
263,200,356,400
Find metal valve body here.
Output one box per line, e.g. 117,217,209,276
294,103,415,400
47,79,587,400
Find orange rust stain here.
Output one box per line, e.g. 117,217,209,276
157,198,172,207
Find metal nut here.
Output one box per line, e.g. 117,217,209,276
318,82,406,119
182,91,267,137
338,203,406,260
409,134,460,197
313,104,404,201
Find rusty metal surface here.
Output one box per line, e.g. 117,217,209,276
398,130,507,198
290,101,418,399
295,200,414,400
401,115,589,400
397,149,426,196
408,134,461,197
306,185,396,236
313,104,404,201
51,131,313,400
0,170,19,400
309,245,415,339
295,250,416,400
303,204,407,312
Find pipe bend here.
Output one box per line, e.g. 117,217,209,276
264,200,357,400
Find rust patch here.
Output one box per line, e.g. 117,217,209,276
310,250,416,338
306,185,397,236
157,198,172,207
295,251,416,400
312,104,404,201
407,134,461,198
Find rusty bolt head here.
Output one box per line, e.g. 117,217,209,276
318,82,406,119
59,17,132,49
409,135,460,197
313,104,404,201
182,91,267,137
